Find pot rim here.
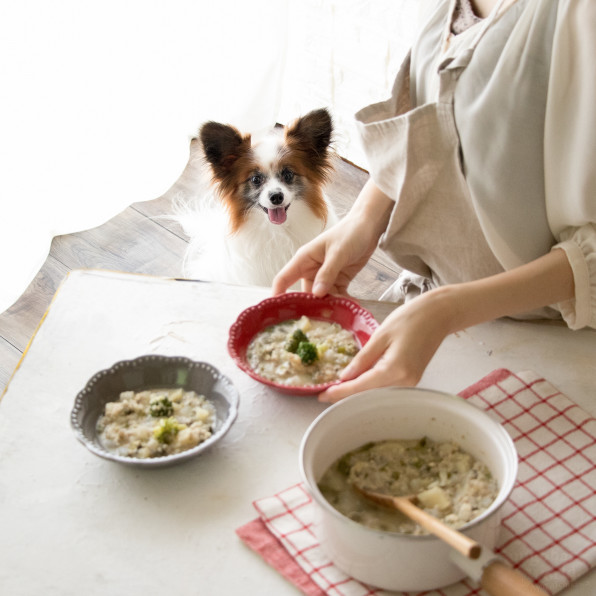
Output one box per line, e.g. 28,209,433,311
299,386,518,541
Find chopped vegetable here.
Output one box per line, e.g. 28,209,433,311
417,486,451,511
149,396,174,418
337,343,358,356
285,329,309,353
316,343,329,358
153,417,185,444
297,341,318,365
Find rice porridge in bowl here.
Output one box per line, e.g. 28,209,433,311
246,315,359,387
228,293,378,396
70,356,239,468
97,387,215,459
318,437,498,535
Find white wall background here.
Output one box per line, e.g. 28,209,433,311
0,0,421,313
279,0,418,166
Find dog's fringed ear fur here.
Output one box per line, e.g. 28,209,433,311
285,108,333,177
200,122,251,180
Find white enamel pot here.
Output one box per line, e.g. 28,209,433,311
299,387,518,592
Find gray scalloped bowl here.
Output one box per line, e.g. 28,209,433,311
70,355,239,468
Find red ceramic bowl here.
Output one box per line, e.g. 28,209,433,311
228,292,378,396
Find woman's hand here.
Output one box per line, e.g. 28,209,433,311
317,248,576,403
272,179,394,297
272,216,377,297
318,286,454,402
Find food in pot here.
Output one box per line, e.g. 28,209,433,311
318,437,498,534
97,387,215,458
246,315,359,386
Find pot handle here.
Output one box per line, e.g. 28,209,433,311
481,561,548,596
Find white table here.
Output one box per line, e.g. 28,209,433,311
1,270,594,595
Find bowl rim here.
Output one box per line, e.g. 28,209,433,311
299,385,519,540
227,292,378,396
70,354,239,467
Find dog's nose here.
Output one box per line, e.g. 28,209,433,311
269,192,284,205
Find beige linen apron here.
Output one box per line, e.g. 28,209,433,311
356,0,516,300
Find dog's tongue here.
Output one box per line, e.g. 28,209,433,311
268,207,287,225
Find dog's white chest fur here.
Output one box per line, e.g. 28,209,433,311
180,194,336,287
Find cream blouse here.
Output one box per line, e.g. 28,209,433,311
409,0,596,330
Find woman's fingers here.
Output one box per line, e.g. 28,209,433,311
318,363,397,403
272,212,378,296
272,234,333,295
318,353,424,404
272,245,353,297
318,335,397,403
272,256,313,295
317,294,452,404
338,335,387,382
318,371,380,403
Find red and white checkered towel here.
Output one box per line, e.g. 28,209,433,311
237,369,596,595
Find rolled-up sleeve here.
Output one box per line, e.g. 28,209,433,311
553,225,596,329
545,0,596,330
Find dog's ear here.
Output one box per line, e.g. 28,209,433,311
200,122,251,180
285,109,333,176
285,108,333,155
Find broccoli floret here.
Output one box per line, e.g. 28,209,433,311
285,328,309,353
153,417,185,444
297,341,318,365
149,396,174,418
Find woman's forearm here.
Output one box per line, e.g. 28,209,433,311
436,248,575,334
350,178,394,242
319,249,575,403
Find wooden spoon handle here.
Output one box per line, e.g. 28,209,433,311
481,561,548,596
392,496,481,559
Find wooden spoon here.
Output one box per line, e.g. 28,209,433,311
356,486,548,596
353,486,481,559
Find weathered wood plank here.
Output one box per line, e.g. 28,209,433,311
0,256,68,352
132,195,188,241
50,208,188,278
326,157,369,217
350,259,398,300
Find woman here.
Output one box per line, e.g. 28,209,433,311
272,0,596,403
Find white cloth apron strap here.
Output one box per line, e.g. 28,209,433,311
438,0,514,103
442,0,515,52
354,0,510,289
454,0,557,270
375,2,512,285
370,46,507,288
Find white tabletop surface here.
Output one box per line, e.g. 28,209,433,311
1,269,594,596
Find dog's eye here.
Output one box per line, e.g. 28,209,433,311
251,174,264,186
282,169,294,184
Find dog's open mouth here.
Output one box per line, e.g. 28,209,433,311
263,205,289,225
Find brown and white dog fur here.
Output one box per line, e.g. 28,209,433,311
176,108,337,287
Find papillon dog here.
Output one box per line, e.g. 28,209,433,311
175,108,337,287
